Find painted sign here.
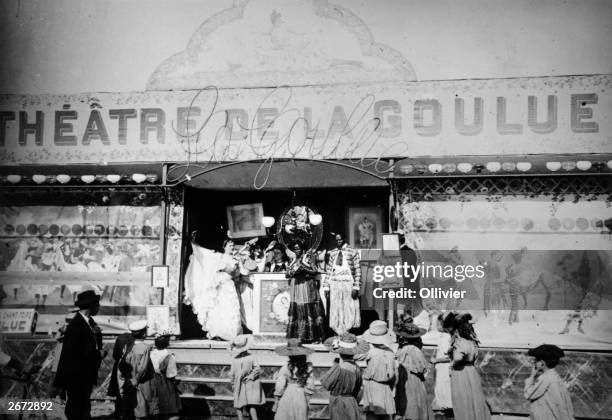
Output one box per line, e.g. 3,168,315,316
0,308,37,335
0,75,610,165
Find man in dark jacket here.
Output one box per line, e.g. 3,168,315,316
53,290,106,419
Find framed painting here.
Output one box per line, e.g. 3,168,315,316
347,206,384,255
226,203,266,238
251,273,290,334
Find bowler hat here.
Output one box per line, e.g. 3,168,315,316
74,290,100,309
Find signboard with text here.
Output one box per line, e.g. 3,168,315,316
0,75,610,165
0,308,37,335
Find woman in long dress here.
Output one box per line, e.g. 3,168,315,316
394,320,433,420
448,313,491,420
286,240,325,343
431,313,453,413
273,340,315,420
183,240,242,341
321,333,368,420
358,320,397,420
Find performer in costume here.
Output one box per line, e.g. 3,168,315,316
286,240,325,343
183,238,242,341
324,234,361,335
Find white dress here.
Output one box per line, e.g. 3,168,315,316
328,250,360,335
183,243,242,340
432,332,453,410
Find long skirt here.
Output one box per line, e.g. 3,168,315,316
286,275,325,342
151,373,182,415
450,366,491,420
395,370,432,420
329,395,361,420
275,383,309,420
134,380,159,419
361,379,395,415
328,268,360,335
432,362,452,410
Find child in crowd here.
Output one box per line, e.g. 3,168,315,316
394,319,433,420
447,313,491,420
229,334,265,420
273,339,315,420
321,333,368,420
358,320,396,420
431,312,453,414
524,344,574,420
118,320,155,420
150,331,182,420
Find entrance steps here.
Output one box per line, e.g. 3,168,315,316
171,339,337,419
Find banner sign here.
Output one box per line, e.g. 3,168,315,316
0,308,37,335
0,75,610,165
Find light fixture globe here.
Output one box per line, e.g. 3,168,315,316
57,174,71,184
576,161,592,171
457,163,472,173
486,162,501,173
309,214,323,226
132,173,147,183
516,162,532,172
32,174,46,184
262,216,275,228
7,175,21,184
546,162,561,171
107,174,121,183
428,163,442,174
81,175,95,184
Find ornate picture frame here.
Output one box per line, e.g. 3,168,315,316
251,273,290,334
226,203,266,238
347,206,384,251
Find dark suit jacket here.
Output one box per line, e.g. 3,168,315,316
53,313,102,389
107,333,134,397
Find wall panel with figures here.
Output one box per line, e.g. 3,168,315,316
395,177,612,350
0,199,174,334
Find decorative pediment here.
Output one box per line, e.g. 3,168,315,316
147,0,416,90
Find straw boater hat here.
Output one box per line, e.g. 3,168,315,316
527,344,565,362
360,320,396,346
324,333,370,356
230,334,254,358
394,320,427,338
128,320,148,333
274,338,314,356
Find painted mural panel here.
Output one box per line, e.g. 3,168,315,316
0,205,166,334
398,194,612,349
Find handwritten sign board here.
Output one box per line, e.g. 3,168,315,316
0,75,610,165
0,308,37,336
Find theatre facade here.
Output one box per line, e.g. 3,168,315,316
1,74,611,338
